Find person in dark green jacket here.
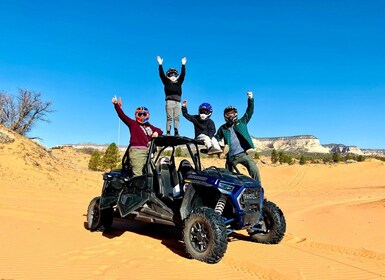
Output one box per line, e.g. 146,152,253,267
214,92,261,181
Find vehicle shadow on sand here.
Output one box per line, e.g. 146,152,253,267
85,218,189,259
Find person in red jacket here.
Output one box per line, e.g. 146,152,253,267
112,96,163,176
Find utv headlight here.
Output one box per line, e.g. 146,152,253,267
218,182,235,192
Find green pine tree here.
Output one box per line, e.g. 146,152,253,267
278,151,285,164
271,149,279,164
299,155,306,165
102,143,120,170
332,152,341,163
88,150,102,171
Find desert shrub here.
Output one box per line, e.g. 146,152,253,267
332,152,341,163
79,147,98,155
356,155,365,162
51,146,64,150
251,151,260,159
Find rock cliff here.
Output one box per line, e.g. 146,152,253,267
252,135,330,154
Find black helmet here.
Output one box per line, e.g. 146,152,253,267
166,68,179,77
224,106,238,124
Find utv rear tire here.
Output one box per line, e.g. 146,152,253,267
87,196,114,232
249,200,286,244
183,207,227,264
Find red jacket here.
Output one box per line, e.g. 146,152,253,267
114,104,163,147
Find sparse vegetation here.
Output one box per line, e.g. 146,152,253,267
375,156,385,162
87,143,120,171
0,89,53,136
299,155,306,165
78,147,99,155
102,143,120,170
88,150,102,171
267,149,367,165
271,149,279,164
332,152,341,163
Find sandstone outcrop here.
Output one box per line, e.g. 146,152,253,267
252,135,330,154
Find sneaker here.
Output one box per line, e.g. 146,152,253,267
166,131,171,136
174,129,179,136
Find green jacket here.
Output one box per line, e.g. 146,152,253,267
214,98,255,152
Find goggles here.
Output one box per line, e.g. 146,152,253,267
199,109,211,115
167,72,178,77
225,111,236,117
137,112,148,117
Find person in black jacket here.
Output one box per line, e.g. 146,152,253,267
182,100,222,155
157,55,186,136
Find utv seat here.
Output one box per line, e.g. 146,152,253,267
156,157,181,201
178,159,194,181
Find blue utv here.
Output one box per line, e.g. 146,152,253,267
86,135,286,264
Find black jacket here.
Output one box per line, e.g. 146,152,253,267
182,106,216,138
159,65,185,102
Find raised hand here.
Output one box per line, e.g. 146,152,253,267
181,57,187,65
112,95,117,104
157,56,163,65
112,96,122,107
182,100,187,107
247,91,253,99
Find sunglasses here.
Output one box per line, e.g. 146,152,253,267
137,112,148,117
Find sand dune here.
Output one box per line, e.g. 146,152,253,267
1,125,385,279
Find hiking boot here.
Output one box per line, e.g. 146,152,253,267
174,129,179,137
208,147,222,155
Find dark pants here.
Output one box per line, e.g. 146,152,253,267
226,152,261,182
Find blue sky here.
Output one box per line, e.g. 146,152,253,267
1,0,384,149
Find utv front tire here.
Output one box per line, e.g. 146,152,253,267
183,207,227,264
87,196,114,232
249,200,286,244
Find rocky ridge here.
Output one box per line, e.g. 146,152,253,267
61,135,385,155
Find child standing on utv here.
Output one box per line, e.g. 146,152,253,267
182,101,222,155
214,92,261,181
157,55,186,136
112,96,163,176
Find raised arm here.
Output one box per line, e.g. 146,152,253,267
157,55,168,84
240,91,254,124
112,97,135,127
178,57,187,83
181,100,197,124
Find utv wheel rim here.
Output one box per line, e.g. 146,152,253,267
91,204,100,226
190,221,210,253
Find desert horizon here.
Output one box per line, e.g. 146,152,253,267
1,125,385,279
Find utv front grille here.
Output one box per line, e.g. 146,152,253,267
239,188,261,210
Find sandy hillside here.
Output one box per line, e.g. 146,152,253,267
1,124,385,280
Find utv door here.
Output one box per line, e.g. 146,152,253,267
117,174,153,217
